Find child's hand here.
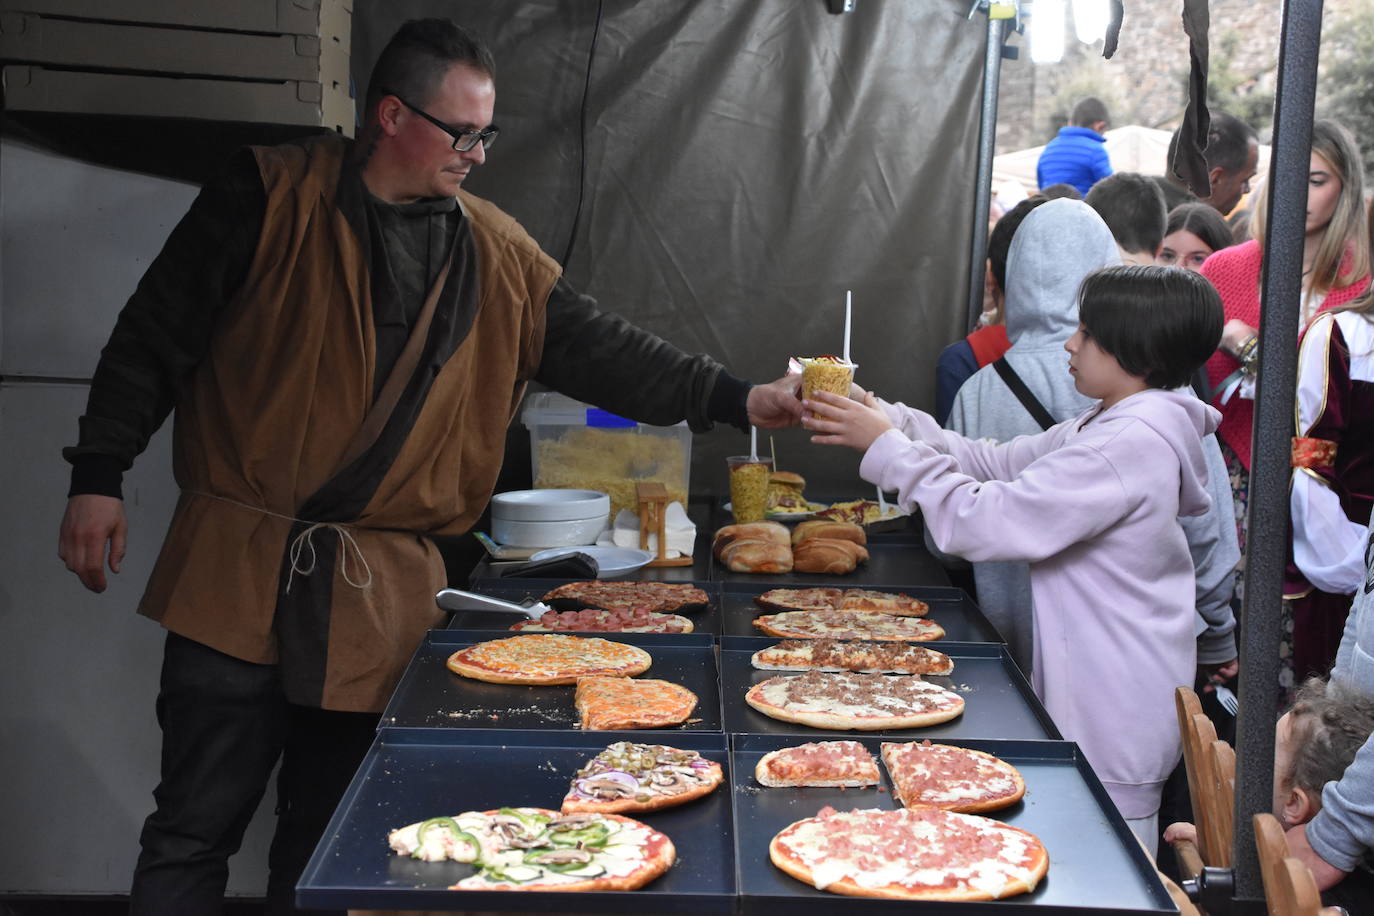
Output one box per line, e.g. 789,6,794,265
1163,822,1198,846
802,390,894,451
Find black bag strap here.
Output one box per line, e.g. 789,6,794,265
992,357,1057,431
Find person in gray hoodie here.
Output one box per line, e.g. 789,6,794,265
943,198,1239,685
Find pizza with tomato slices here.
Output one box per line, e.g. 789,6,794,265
769,805,1048,901
880,741,1026,813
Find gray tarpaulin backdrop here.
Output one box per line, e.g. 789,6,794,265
354,0,986,498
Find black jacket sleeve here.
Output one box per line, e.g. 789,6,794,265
64,150,265,498
535,276,752,433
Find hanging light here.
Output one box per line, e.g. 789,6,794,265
1072,0,1109,44
1029,0,1066,63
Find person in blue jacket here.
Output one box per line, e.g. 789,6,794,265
1036,97,1113,197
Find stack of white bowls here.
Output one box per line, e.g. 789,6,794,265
490,489,611,548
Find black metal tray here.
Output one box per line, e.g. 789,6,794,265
711,541,951,587
729,734,1174,914
718,581,1003,643
381,630,723,732
297,728,735,913
447,579,723,635
719,637,1059,740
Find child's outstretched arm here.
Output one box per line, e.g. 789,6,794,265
803,390,894,451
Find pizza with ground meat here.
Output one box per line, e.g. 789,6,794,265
769,805,1047,900
752,611,945,642
575,676,697,730
388,806,675,892
880,741,1026,813
562,741,723,814
542,581,709,614
745,671,964,730
755,588,929,617
751,639,953,675
446,635,651,685
511,608,693,633
755,740,881,787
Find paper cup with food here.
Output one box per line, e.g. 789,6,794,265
727,455,774,523
799,355,857,418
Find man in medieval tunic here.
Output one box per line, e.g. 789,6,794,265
57,19,801,915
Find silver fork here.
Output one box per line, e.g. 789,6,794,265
1209,677,1239,716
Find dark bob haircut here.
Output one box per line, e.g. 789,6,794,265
365,19,495,120
1165,202,1233,254
1077,265,1223,390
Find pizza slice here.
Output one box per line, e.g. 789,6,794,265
751,639,954,676
563,741,724,814
511,608,693,633
880,741,1026,814
769,805,1047,901
575,676,698,730
754,587,845,611
838,589,929,617
754,740,881,787
745,670,964,731
752,610,945,642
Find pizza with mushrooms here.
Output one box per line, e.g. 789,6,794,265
562,741,723,814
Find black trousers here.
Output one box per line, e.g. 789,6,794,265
130,632,378,915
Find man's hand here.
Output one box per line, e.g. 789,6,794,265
802,390,894,452
746,374,804,428
1200,657,1239,693
58,494,127,593
1286,822,1349,891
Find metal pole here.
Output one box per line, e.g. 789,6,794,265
1231,0,1323,902
966,10,1006,333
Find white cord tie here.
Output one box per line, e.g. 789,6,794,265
285,522,374,594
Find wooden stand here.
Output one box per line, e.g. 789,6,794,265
636,481,694,567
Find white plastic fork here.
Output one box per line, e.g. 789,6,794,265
1210,677,1239,716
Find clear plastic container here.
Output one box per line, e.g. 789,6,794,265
520,392,692,517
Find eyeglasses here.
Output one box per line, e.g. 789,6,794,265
384,89,499,152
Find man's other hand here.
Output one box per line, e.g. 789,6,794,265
746,374,804,428
58,494,127,593
1285,822,1349,891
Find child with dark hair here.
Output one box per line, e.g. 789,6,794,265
1086,172,1169,265
803,265,1224,853
1158,202,1234,272
1037,97,1113,196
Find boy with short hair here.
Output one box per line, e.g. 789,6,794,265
1036,97,1113,197
1087,172,1169,265
804,265,1223,853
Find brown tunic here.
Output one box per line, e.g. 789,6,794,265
138,134,560,712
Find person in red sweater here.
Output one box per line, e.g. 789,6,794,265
1201,119,1371,687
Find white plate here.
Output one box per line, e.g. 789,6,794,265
529,545,656,578
723,501,818,523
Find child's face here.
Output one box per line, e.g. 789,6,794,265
1064,323,1149,408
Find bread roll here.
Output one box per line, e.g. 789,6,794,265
792,538,867,574
790,520,867,547
721,538,794,574
713,521,790,558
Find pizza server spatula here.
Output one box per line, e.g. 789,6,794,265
435,588,552,619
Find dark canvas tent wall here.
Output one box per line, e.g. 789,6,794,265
353,0,988,496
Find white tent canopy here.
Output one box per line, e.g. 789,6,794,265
992,124,1272,204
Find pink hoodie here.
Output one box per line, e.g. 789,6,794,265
861,388,1220,818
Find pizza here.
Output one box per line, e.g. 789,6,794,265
511,607,693,633
745,671,964,731
769,805,1047,900
880,741,1026,813
563,741,723,814
388,806,675,892
752,610,946,642
752,639,953,676
755,740,880,787
575,676,698,730
446,635,651,685
543,581,709,614
755,588,929,616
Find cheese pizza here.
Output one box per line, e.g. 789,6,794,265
755,740,880,788
575,676,697,730
563,741,723,814
880,741,1026,813
388,806,675,892
745,671,964,731
752,639,954,676
543,581,709,614
446,635,651,685
769,805,1047,901
511,608,693,633
752,610,945,642
755,588,929,617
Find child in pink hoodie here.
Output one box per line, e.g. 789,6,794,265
804,265,1223,854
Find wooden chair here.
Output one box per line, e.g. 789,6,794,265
1173,686,1237,877
1253,812,1341,916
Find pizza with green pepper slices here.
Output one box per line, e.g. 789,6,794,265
387,806,675,892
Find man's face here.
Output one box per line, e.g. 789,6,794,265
1205,140,1259,216
389,63,495,201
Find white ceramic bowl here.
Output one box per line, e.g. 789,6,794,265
491,515,607,548
491,489,610,522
